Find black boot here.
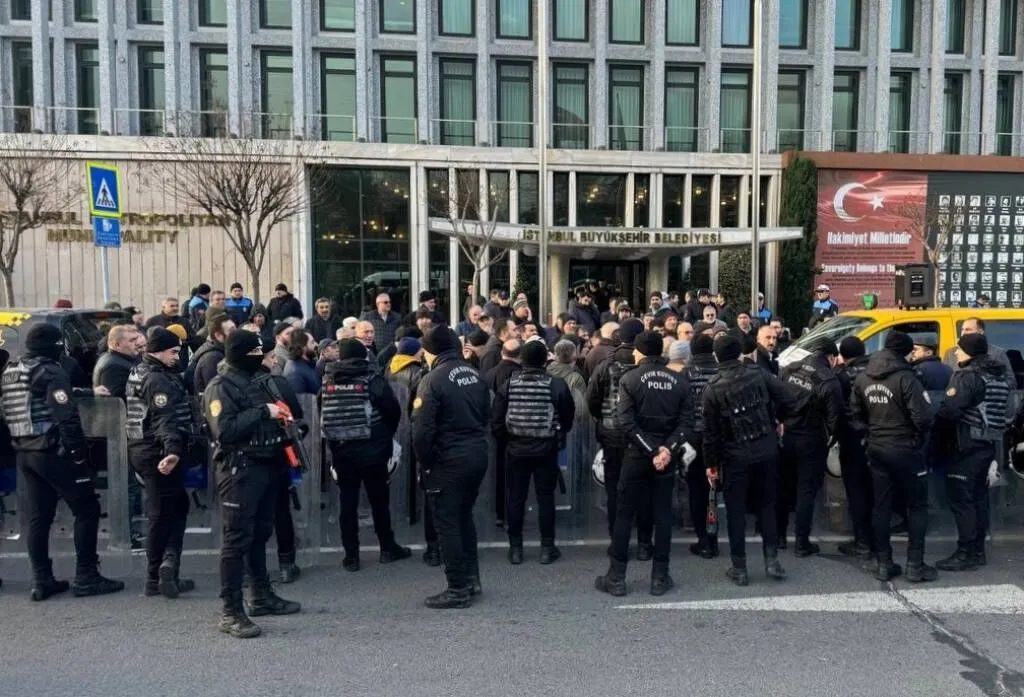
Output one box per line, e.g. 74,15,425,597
425,587,472,609
507,538,524,565
247,583,301,616
342,556,360,572
468,559,482,597
31,577,70,602
380,544,412,564
837,539,872,558
72,566,125,597
650,562,674,596
219,593,261,639
158,550,182,599
972,546,987,567
776,534,788,551
794,539,820,557
539,540,561,565
875,558,903,582
690,535,719,559
905,562,938,583
726,556,749,586
595,559,628,597
764,552,786,580
935,547,977,572
145,579,160,597
422,542,442,567
636,541,653,561
278,552,300,584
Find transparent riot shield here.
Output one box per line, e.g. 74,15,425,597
387,381,414,526
289,395,322,568
77,396,131,574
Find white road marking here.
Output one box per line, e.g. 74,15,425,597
618,584,1024,615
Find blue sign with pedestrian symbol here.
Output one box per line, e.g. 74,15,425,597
93,217,122,248
86,162,122,219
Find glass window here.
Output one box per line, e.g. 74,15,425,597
554,0,587,41
199,49,229,137
634,174,650,227
427,168,449,217
663,175,685,228
610,0,643,43
260,51,293,139
440,0,474,35
553,64,589,149
609,65,643,151
891,0,913,52
832,71,859,152
313,168,412,318
138,0,163,23
1001,0,1018,55
553,172,570,225
76,45,99,134
835,0,860,49
779,0,807,48
496,61,533,147
497,0,531,37
577,174,626,227
720,176,741,228
76,0,97,21
691,175,711,227
777,70,805,151
720,69,751,153
381,0,415,32
260,0,291,28
11,0,31,19
488,171,510,223
946,0,966,52
438,59,476,146
426,170,452,306
455,170,480,220
889,72,912,153
11,42,33,133
996,74,1015,156
746,175,771,226
722,0,752,47
322,0,356,30
138,47,165,136
665,67,698,153
199,0,227,26
518,171,539,224
943,73,963,154
666,0,699,45
321,54,356,141
381,56,417,143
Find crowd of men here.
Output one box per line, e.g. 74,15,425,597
0,277,1015,637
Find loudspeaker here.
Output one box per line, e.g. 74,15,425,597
894,264,933,309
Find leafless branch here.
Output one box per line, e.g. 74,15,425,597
442,172,513,297
890,189,955,306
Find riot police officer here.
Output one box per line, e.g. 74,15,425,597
850,331,936,583
595,331,695,597
934,333,1011,571
412,327,490,609
321,339,410,572
126,327,195,598
492,340,575,565
834,336,874,558
585,318,654,558
702,333,802,586
204,330,300,638
777,337,843,555
0,324,124,600
684,333,720,559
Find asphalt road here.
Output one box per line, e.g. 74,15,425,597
3,537,1024,697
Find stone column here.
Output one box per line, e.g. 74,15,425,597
872,0,892,152
927,0,947,153
704,0,723,151
981,0,1001,153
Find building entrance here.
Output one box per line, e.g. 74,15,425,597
568,260,648,314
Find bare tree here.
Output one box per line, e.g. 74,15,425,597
156,137,324,302
442,171,512,301
890,189,955,307
0,135,79,306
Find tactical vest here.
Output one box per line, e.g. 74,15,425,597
215,371,290,458
321,375,381,442
962,371,1011,442
125,362,153,440
717,369,774,443
601,360,634,430
687,364,718,434
505,372,556,439
0,358,55,438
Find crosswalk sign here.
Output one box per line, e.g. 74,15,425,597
86,162,122,218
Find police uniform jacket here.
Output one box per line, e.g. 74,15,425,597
411,351,490,472
203,364,288,463
779,353,843,441
491,367,575,458
912,356,953,391
616,356,696,468
322,357,400,465
850,349,933,452
92,349,137,399
835,355,870,441
2,355,87,456
935,354,1011,453
127,355,191,463
585,344,636,447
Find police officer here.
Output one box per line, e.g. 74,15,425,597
777,337,843,555
595,331,695,597
492,340,575,565
0,324,124,600
126,327,195,598
910,334,953,391
586,318,654,559
186,311,236,395
702,333,802,586
684,333,720,559
834,336,874,558
412,327,490,609
321,338,410,572
850,331,936,583
203,330,301,638
933,333,1011,571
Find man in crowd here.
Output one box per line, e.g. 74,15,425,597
93,324,142,397
361,293,403,353
409,291,446,328
186,313,236,396
305,297,343,343
224,283,253,326
455,305,484,337
584,322,619,380
483,290,512,320
754,325,778,375
911,335,953,391
268,283,304,323
480,318,518,377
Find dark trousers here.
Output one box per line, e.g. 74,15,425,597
685,443,711,539
867,447,928,565
274,468,296,564
216,459,277,599
723,453,778,562
425,464,486,591
839,433,874,546
423,496,437,544
777,432,827,541
603,443,653,544
131,455,189,580
17,449,101,581
945,442,995,550
506,451,559,543
610,453,675,565
494,437,508,522
332,450,396,557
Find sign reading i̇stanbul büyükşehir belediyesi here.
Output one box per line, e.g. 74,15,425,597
517,228,722,245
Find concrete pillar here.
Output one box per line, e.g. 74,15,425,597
291,159,314,311
549,253,569,323
226,0,247,136
647,253,670,294
709,174,722,290
355,0,370,139
416,0,431,143
30,0,53,132
761,0,780,154
291,0,312,138
981,0,1001,153
97,0,116,134
873,0,892,152
927,0,947,153
448,237,460,327
650,0,667,150
704,0,723,151
476,0,491,145
412,166,430,300
814,0,836,150
593,0,609,149
163,0,183,134
509,250,520,294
